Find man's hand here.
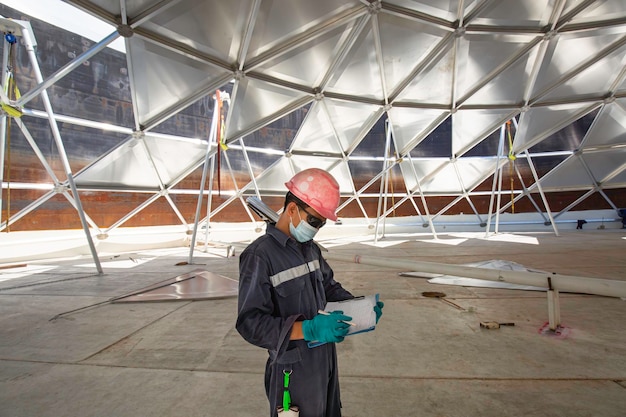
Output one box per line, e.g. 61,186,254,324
302,311,352,343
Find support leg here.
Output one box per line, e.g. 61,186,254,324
547,289,561,331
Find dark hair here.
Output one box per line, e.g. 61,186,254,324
284,191,307,211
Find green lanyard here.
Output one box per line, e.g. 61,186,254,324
282,370,292,411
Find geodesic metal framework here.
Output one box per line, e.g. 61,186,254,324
1,0,626,268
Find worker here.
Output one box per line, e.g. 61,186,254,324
236,168,384,417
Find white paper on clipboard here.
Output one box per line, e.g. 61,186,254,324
307,294,379,348
325,294,379,336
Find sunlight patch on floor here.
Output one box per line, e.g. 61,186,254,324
360,239,410,248
75,257,156,269
0,264,58,282
415,237,468,246
480,233,539,245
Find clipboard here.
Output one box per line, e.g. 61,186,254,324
307,294,379,348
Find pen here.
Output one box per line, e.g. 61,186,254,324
317,309,356,327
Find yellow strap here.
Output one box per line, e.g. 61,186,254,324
506,122,516,161
1,103,22,118
3,73,23,117
506,121,515,213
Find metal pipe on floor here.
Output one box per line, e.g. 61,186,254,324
323,252,626,299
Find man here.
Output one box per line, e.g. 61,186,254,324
236,168,383,417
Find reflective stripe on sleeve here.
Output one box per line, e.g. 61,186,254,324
270,260,320,287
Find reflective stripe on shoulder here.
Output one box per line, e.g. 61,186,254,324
270,260,320,287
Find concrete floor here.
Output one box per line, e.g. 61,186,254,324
1,229,625,417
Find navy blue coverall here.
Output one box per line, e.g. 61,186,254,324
236,224,354,417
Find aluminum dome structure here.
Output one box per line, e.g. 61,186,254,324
1,0,625,267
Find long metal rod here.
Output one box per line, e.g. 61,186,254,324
513,163,548,222
323,252,626,299
188,93,220,264
137,134,187,227
374,119,392,242
123,30,141,132
21,108,133,134
221,143,258,223
485,124,505,236
104,193,162,233
239,138,260,199
15,119,63,183
202,152,216,252
61,190,102,232
237,0,262,71
523,151,559,236
0,37,10,227
20,26,103,273
452,160,484,225
1,190,56,231
17,31,119,107
552,188,595,220
405,154,436,236
511,113,559,235
494,144,506,234
338,164,389,211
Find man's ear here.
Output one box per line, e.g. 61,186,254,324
286,201,298,216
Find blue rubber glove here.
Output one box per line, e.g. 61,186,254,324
302,311,352,344
374,301,384,323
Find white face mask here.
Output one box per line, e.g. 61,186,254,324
289,210,319,242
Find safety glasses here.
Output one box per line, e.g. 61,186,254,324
296,204,326,229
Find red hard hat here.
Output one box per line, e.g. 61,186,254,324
285,168,340,221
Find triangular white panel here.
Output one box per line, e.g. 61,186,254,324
582,149,626,184
73,0,155,17
142,135,208,186
75,135,209,189
253,21,358,87
325,23,384,101
455,157,499,190
140,0,250,63
398,157,449,194
291,99,380,155
531,29,626,98
565,0,626,25
603,169,626,187
246,0,359,58
377,12,448,95
226,76,310,139
538,155,594,190
455,33,536,102
75,137,162,189
513,103,594,153
128,38,231,126
252,156,351,195
468,0,554,26
290,101,343,155
618,75,626,92
419,160,462,193
537,45,626,104
395,48,454,105
251,158,296,194
326,99,381,153
388,107,448,155
385,0,459,21
408,157,497,194
583,100,626,148
462,49,535,106
452,109,514,157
